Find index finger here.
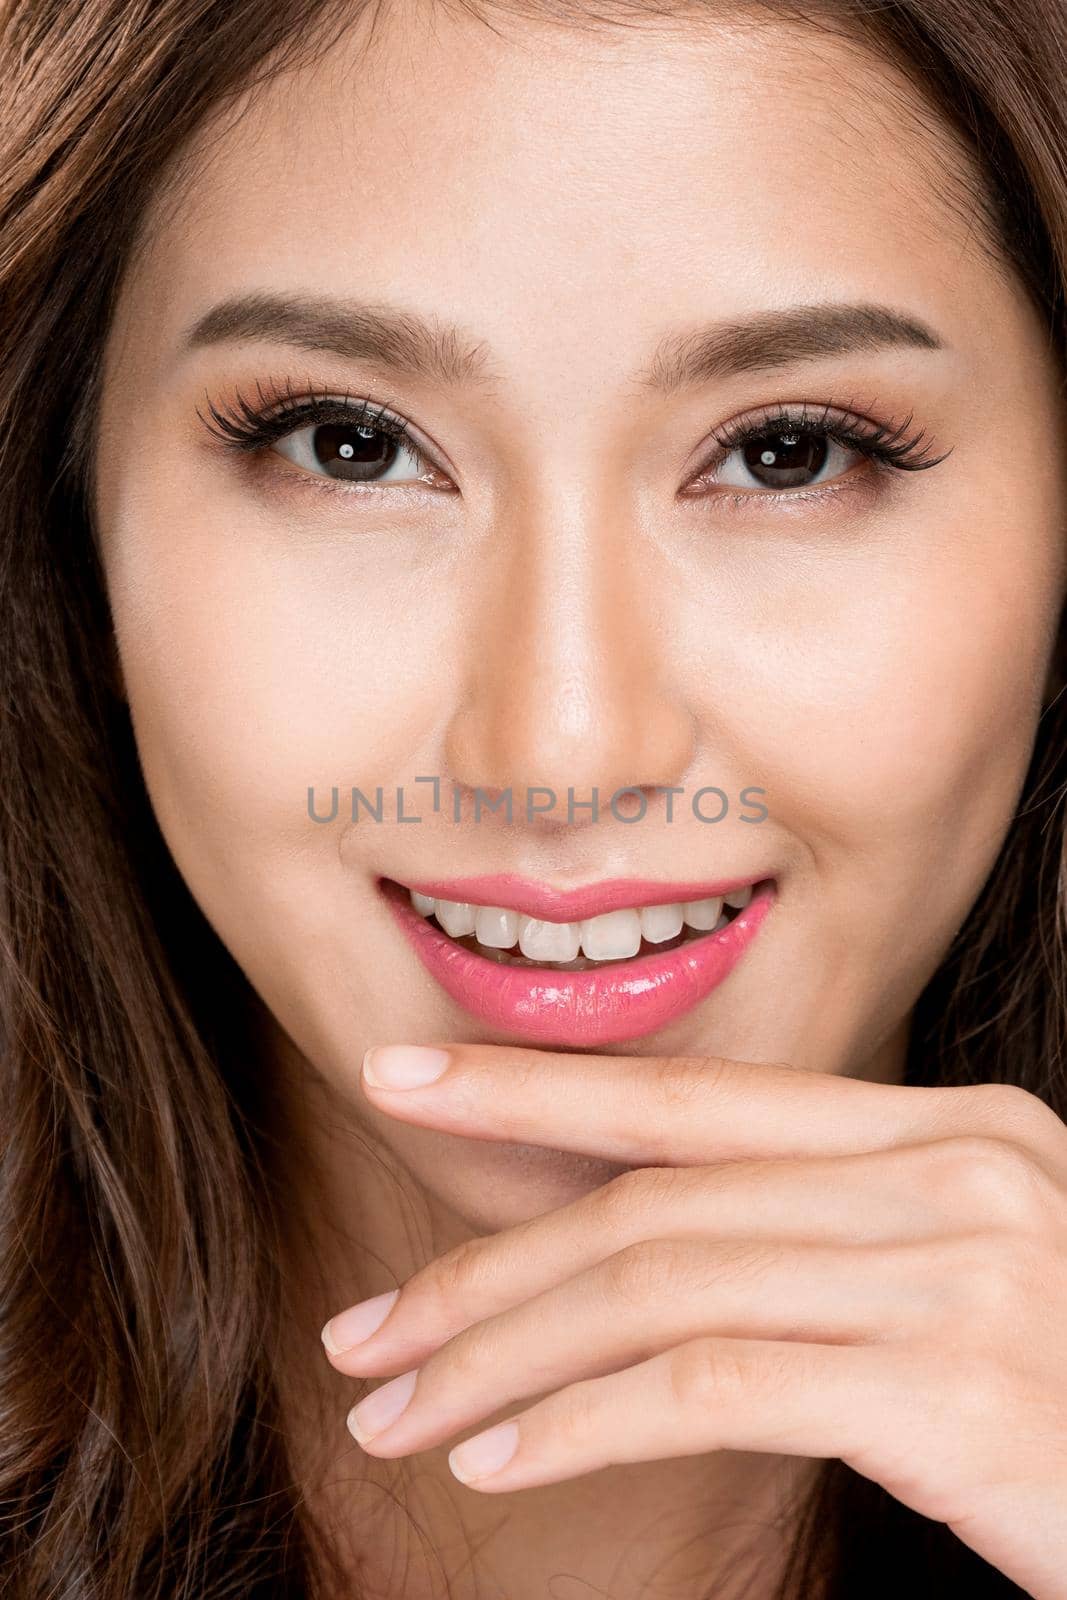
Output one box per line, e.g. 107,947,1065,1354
358,1042,1027,1166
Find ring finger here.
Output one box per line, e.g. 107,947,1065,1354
344,1231,949,1458
326,1141,1006,1378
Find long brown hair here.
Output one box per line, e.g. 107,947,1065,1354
1,0,1065,1594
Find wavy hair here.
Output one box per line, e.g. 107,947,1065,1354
1,0,1065,1593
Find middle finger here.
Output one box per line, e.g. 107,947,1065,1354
323,1138,991,1375
342,1231,946,1457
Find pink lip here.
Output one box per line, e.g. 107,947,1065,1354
379,876,777,1048
398,872,764,923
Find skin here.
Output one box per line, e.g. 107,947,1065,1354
91,1,1067,1595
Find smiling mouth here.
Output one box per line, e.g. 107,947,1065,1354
381,877,765,972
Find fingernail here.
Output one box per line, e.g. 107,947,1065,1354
363,1045,451,1089
347,1368,418,1443
322,1288,399,1355
448,1420,520,1483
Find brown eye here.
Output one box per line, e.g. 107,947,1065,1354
715,428,863,491
272,418,435,484
319,422,399,480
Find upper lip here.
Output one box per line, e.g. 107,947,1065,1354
386,872,770,922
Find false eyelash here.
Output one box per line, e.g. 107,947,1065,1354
196,375,429,463
709,400,952,474
197,381,953,493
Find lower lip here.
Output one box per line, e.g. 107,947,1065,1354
379,878,777,1047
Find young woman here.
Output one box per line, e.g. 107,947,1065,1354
4,0,1067,1594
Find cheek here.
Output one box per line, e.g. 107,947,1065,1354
99,491,442,1002
696,496,1061,913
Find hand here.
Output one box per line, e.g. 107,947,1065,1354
321,1042,1067,1600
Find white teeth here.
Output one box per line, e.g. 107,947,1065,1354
518,915,582,962
579,909,642,960
638,902,684,944
434,899,476,938
681,896,724,930
475,903,521,949
405,885,755,960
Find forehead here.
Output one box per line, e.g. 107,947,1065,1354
122,3,1003,388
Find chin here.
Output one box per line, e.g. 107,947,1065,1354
435,1140,635,1232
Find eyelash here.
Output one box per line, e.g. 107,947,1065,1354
704,399,951,479
198,377,433,472
197,378,952,504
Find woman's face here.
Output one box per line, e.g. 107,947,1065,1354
93,2,1067,1224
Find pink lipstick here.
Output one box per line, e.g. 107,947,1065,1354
378,874,776,1047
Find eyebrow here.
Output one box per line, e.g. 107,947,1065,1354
180,290,947,393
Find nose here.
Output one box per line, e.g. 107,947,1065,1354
443,489,697,825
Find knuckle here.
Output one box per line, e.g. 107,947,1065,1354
597,1238,684,1308
508,1050,547,1096
960,1081,1064,1145
597,1235,776,1313
597,1164,678,1227
941,1233,1028,1325
436,1318,497,1387
627,1054,766,1162
927,1133,1055,1235
924,1231,1047,1346
666,1336,754,1414
658,1054,719,1109
944,1342,1016,1426
705,1236,781,1288
423,1236,492,1322
617,1058,714,1162
547,1378,599,1450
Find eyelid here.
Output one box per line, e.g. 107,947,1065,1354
196,377,457,487
273,405,442,486
684,395,950,486
198,377,948,511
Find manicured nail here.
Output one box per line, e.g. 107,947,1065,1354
448,1420,520,1483
346,1368,418,1444
322,1288,399,1355
363,1045,451,1089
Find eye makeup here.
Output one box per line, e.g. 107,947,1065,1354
195,372,953,516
